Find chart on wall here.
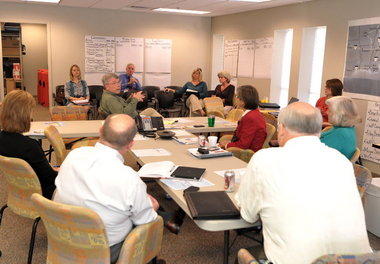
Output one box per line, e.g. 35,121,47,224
224,37,273,79
84,35,172,87
344,18,380,101
361,101,380,163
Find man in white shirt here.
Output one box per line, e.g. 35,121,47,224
236,102,371,264
54,114,158,264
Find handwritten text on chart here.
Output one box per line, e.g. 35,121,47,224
362,101,380,163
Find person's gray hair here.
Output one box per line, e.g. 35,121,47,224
102,73,119,86
278,102,322,135
326,96,361,127
101,114,137,149
217,71,232,83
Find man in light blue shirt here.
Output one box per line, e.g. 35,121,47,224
119,63,142,92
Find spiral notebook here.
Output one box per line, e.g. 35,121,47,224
170,166,205,181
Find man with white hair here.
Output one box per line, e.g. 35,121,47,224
236,102,371,264
54,114,158,264
119,63,141,92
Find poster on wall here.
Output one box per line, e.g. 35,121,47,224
85,35,115,73
115,37,144,73
224,39,239,77
237,40,255,77
253,37,273,79
361,101,380,163
344,18,380,101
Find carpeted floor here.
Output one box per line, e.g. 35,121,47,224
1,103,380,264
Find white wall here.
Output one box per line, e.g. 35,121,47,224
0,2,211,101
212,0,380,174
21,23,48,96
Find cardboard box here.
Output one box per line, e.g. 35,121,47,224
2,37,19,48
2,47,19,56
4,78,16,94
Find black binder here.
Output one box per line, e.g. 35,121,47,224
171,166,205,181
184,191,240,220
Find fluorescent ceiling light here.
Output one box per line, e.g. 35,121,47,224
229,0,271,2
24,0,60,3
153,8,210,15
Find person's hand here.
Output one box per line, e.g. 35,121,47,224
148,194,159,211
129,77,137,84
131,91,145,102
165,88,175,93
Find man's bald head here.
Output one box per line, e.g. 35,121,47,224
278,102,322,135
100,114,137,149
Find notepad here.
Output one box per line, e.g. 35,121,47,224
170,166,205,181
184,191,240,220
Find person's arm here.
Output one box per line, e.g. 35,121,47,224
235,157,261,223
199,82,208,99
224,85,235,106
176,82,189,94
130,180,158,225
134,76,142,91
104,93,138,116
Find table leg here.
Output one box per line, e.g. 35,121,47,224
224,230,230,264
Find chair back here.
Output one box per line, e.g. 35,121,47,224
117,216,164,264
353,164,372,199
261,111,278,139
71,139,98,150
88,85,104,108
350,147,361,164
226,109,244,122
44,125,67,166
50,106,88,121
207,110,225,119
0,155,41,219
237,248,259,264
142,86,160,101
54,85,66,106
312,251,380,263
262,123,276,148
204,97,224,117
136,93,149,110
226,147,255,163
155,90,175,109
31,193,110,264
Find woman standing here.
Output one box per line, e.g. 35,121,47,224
166,67,208,116
0,90,57,198
64,64,90,105
213,71,235,115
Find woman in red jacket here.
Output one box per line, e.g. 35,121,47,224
220,85,267,152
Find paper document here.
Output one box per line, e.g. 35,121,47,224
160,178,214,191
214,168,247,184
132,148,172,157
138,161,176,178
173,137,198,145
134,134,150,141
43,121,63,127
169,130,192,137
73,99,89,105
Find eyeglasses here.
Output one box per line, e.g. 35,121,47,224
108,81,120,85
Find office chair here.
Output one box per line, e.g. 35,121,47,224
44,125,67,166
0,155,42,264
88,85,104,119
312,251,380,263
204,97,224,118
154,90,182,117
53,85,66,106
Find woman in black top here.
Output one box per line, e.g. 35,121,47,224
213,71,235,115
0,90,57,199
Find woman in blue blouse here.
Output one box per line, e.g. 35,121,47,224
64,64,90,105
320,96,361,159
166,67,208,116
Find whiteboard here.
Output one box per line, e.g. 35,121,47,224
238,39,255,77
145,39,172,73
85,35,115,73
144,73,171,88
115,37,144,72
361,101,380,163
224,39,239,77
253,37,273,79
85,72,104,85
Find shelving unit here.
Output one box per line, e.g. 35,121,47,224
2,22,23,95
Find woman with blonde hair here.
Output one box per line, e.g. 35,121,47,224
64,64,90,105
166,67,208,116
320,96,361,159
213,71,235,115
0,90,57,198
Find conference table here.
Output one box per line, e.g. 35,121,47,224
26,116,237,139
27,116,251,263
130,134,257,264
